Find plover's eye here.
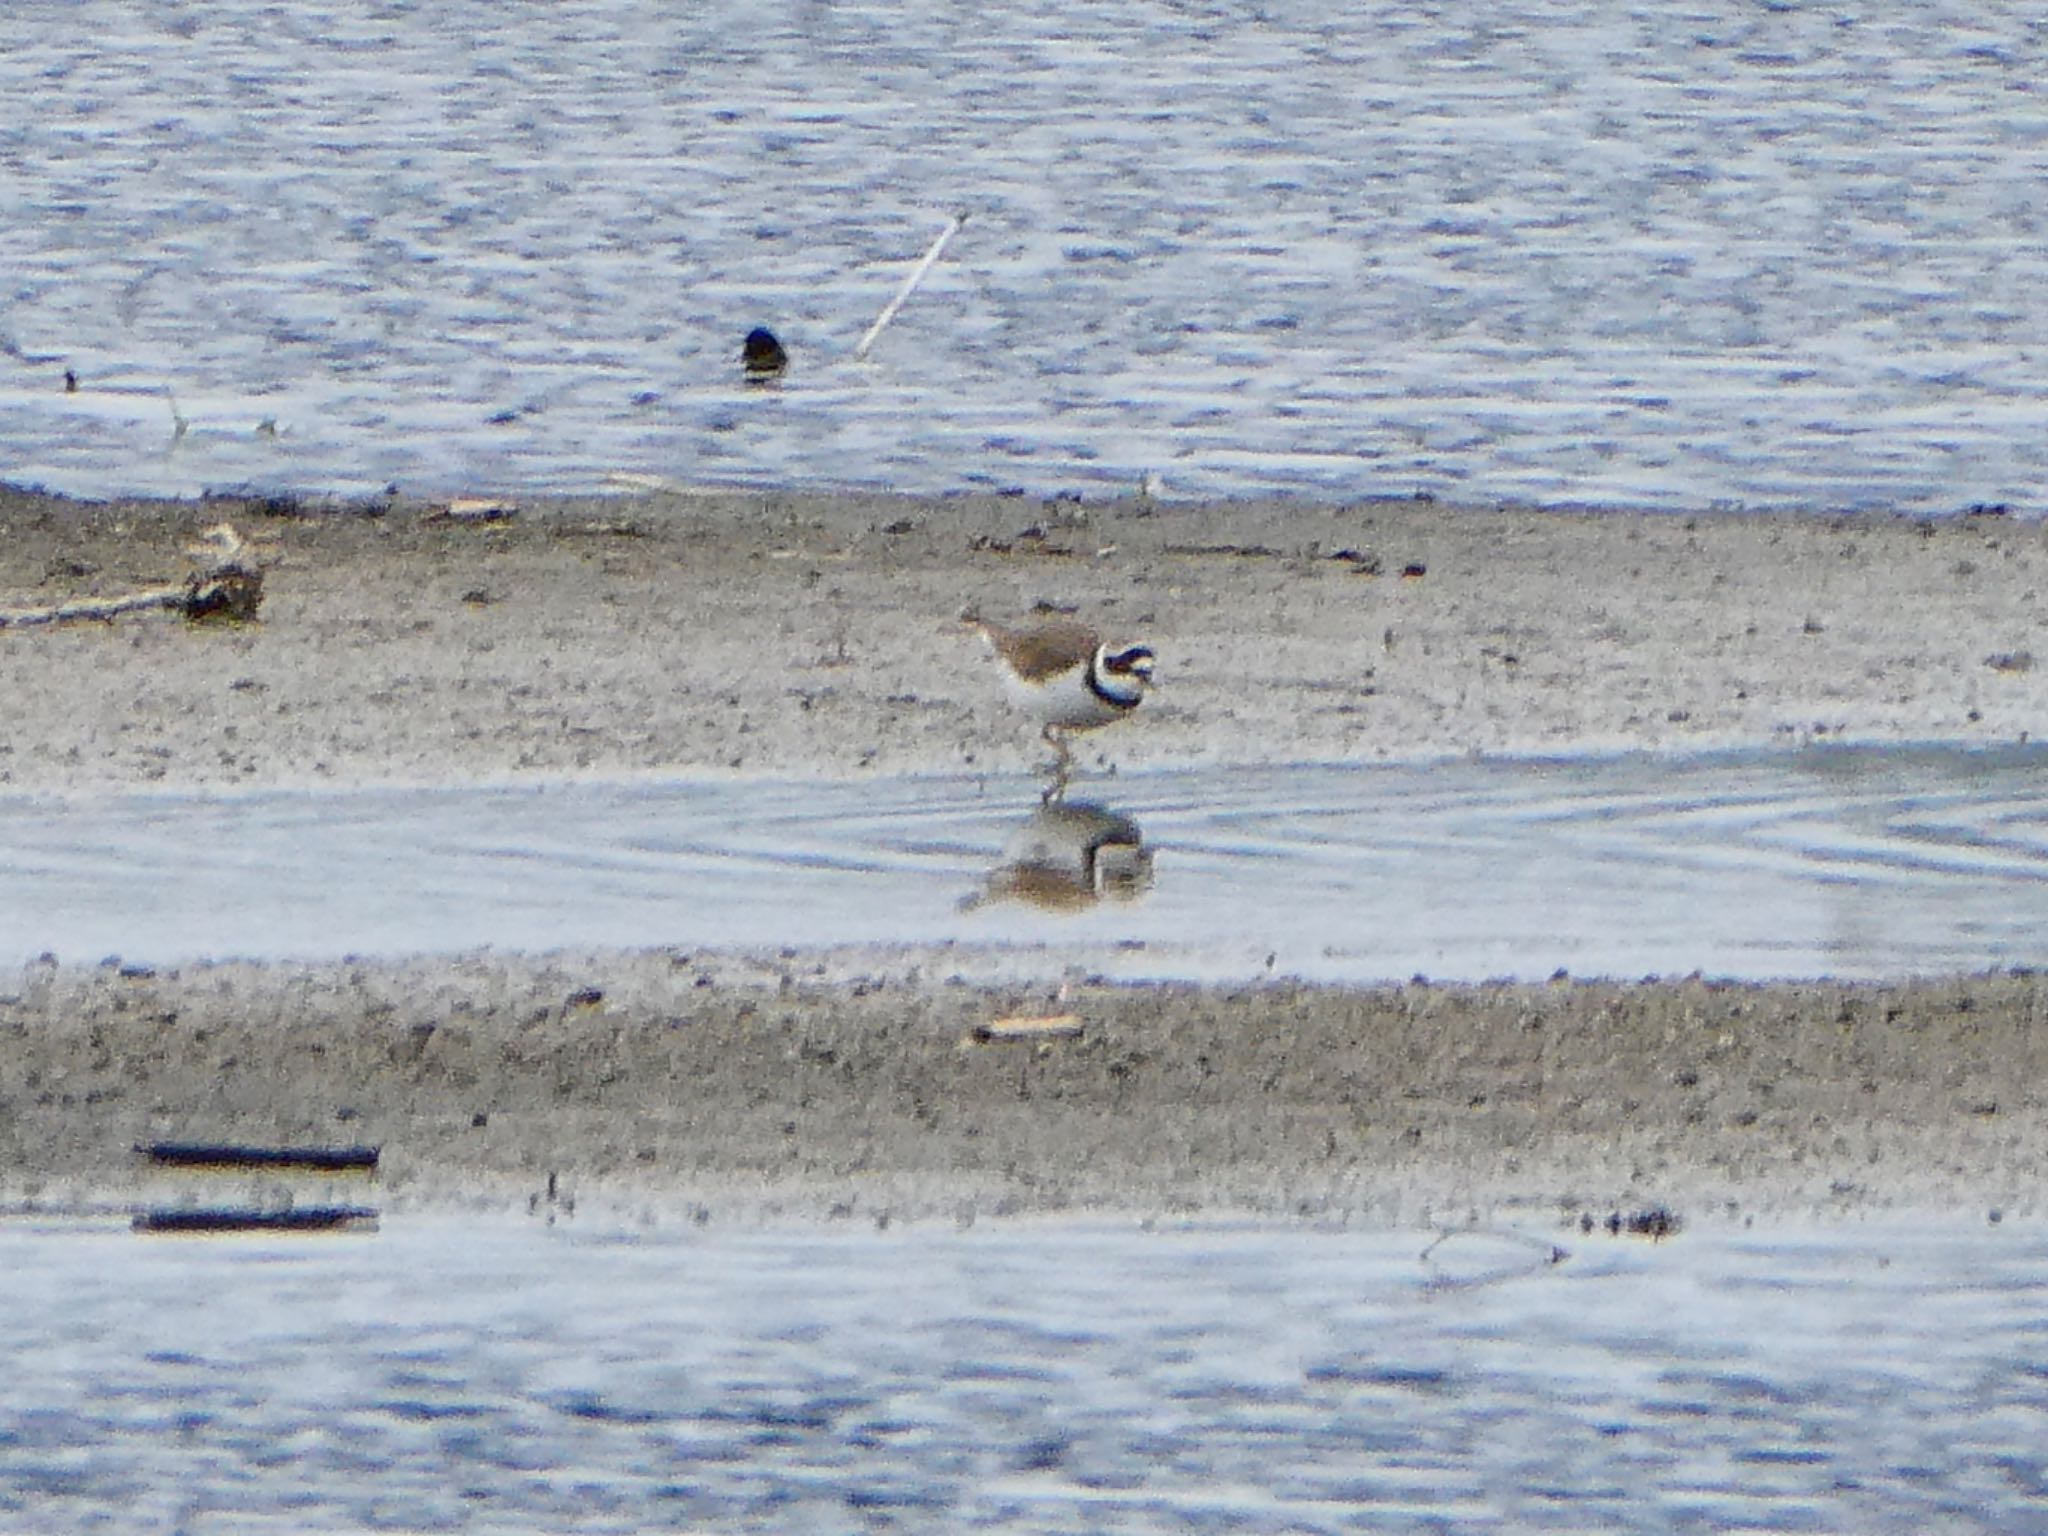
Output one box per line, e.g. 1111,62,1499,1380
1106,645,1155,679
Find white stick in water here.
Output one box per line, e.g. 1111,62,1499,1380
852,211,968,362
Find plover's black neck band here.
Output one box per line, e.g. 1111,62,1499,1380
1085,651,1142,711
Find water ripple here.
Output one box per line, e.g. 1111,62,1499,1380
6,744,2048,981
9,1219,2044,1531
1,2,2044,512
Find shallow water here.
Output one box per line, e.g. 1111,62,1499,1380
1,1215,2043,1533
4,744,2048,982
3,1,2045,513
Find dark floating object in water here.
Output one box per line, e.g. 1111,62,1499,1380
133,1206,380,1235
742,326,788,380
137,1141,381,1172
63,368,77,393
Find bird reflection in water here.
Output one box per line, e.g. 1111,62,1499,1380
961,798,1154,913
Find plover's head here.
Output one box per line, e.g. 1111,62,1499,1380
1101,644,1156,689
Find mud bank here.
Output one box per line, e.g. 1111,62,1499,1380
1,486,2043,794
4,952,2040,1226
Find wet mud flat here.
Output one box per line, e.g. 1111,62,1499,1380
2,486,2047,795
4,952,2042,1227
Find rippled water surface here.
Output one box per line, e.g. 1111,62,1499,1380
2,1216,2044,1533
4,744,2048,981
3,1,2045,511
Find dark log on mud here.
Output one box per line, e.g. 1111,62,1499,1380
0,523,263,628
137,1141,381,1172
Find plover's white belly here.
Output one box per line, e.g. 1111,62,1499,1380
1005,665,1132,732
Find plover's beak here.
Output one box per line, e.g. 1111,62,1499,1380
1106,645,1156,683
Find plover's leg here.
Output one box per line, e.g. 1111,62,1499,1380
1040,725,1073,803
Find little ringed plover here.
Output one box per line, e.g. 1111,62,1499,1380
964,613,1156,773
